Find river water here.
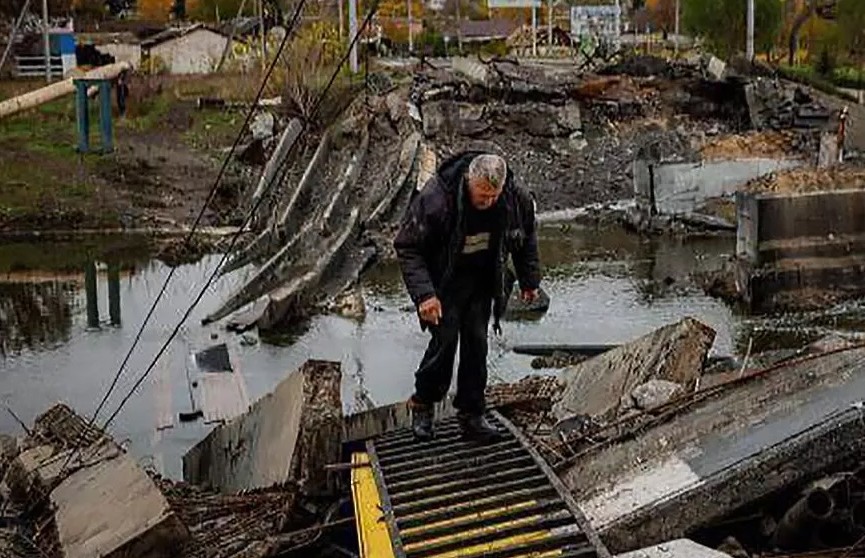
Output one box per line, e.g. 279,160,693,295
0,224,855,479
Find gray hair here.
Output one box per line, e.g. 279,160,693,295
467,154,507,189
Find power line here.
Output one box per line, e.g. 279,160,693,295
67,0,383,474
57,0,310,477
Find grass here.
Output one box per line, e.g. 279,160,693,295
778,64,862,102
0,73,256,230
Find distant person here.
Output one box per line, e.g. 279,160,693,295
394,152,541,442
116,70,130,117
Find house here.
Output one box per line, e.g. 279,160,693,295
443,19,520,44
140,24,243,74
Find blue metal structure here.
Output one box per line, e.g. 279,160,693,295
74,78,114,154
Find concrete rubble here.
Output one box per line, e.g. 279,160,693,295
208,52,865,333
6,320,865,556
553,317,715,422
616,539,732,558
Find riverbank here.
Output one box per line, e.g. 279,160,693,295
0,74,258,232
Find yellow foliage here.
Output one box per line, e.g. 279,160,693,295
138,0,173,21
377,0,424,18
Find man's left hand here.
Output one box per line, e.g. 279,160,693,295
521,289,539,303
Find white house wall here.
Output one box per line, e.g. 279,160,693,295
151,29,228,75
96,43,142,69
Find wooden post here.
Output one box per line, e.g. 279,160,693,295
42,0,50,82
108,262,121,326
85,261,99,329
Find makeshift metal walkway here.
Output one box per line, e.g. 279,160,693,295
351,410,611,558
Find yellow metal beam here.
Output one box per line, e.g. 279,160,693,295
351,452,397,558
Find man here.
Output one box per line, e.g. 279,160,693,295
394,151,541,442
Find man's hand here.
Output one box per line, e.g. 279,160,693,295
418,296,443,325
520,289,539,303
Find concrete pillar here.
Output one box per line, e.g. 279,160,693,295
107,262,121,326
85,261,99,329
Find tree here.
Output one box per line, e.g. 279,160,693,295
646,0,676,37
683,0,783,59
137,0,174,20
837,0,865,61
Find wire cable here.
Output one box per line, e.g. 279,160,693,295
66,0,383,475
56,1,310,476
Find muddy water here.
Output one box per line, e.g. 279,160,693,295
0,225,845,479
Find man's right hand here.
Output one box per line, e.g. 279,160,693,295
418,297,442,325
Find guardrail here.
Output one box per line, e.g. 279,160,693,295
15,55,64,78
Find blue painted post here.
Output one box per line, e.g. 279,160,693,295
99,80,114,154
74,79,90,153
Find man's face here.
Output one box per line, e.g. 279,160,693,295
467,177,503,211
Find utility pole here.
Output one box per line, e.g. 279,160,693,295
338,0,344,40
746,0,754,61
349,0,358,73
547,0,553,49
674,0,680,54
455,0,462,54
42,0,50,82
408,0,413,54
531,3,537,57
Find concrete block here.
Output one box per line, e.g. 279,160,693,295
562,346,865,553
554,318,715,422
617,539,732,558
51,441,188,558
183,359,342,495
706,56,726,81
452,56,489,85
652,158,803,215
631,380,684,411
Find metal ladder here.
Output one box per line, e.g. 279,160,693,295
352,410,611,558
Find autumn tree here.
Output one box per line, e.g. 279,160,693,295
837,0,865,60
1,0,73,18
645,0,676,37
137,0,174,21
683,0,784,59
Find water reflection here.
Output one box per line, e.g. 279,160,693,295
0,281,76,355
0,224,832,480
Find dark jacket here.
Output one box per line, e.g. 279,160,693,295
393,151,541,332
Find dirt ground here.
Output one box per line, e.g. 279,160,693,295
0,74,258,232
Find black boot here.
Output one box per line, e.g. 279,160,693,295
458,413,502,443
411,401,434,441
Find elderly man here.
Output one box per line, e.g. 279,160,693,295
394,151,541,441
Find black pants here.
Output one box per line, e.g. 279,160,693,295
413,278,492,415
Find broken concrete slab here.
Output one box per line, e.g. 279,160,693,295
6,404,189,558
452,56,490,85
560,346,865,553
183,359,342,495
553,317,715,422
51,441,189,558
616,539,732,558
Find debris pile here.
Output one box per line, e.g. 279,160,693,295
743,164,865,194
746,78,834,131
0,403,301,558
699,129,815,161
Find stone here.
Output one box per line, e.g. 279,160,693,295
250,111,275,141
616,539,732,558
553,318,714,422
183,359,343,495
631,380,684,411
556,103,583,133
329,286,366,321
706,56,727,81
